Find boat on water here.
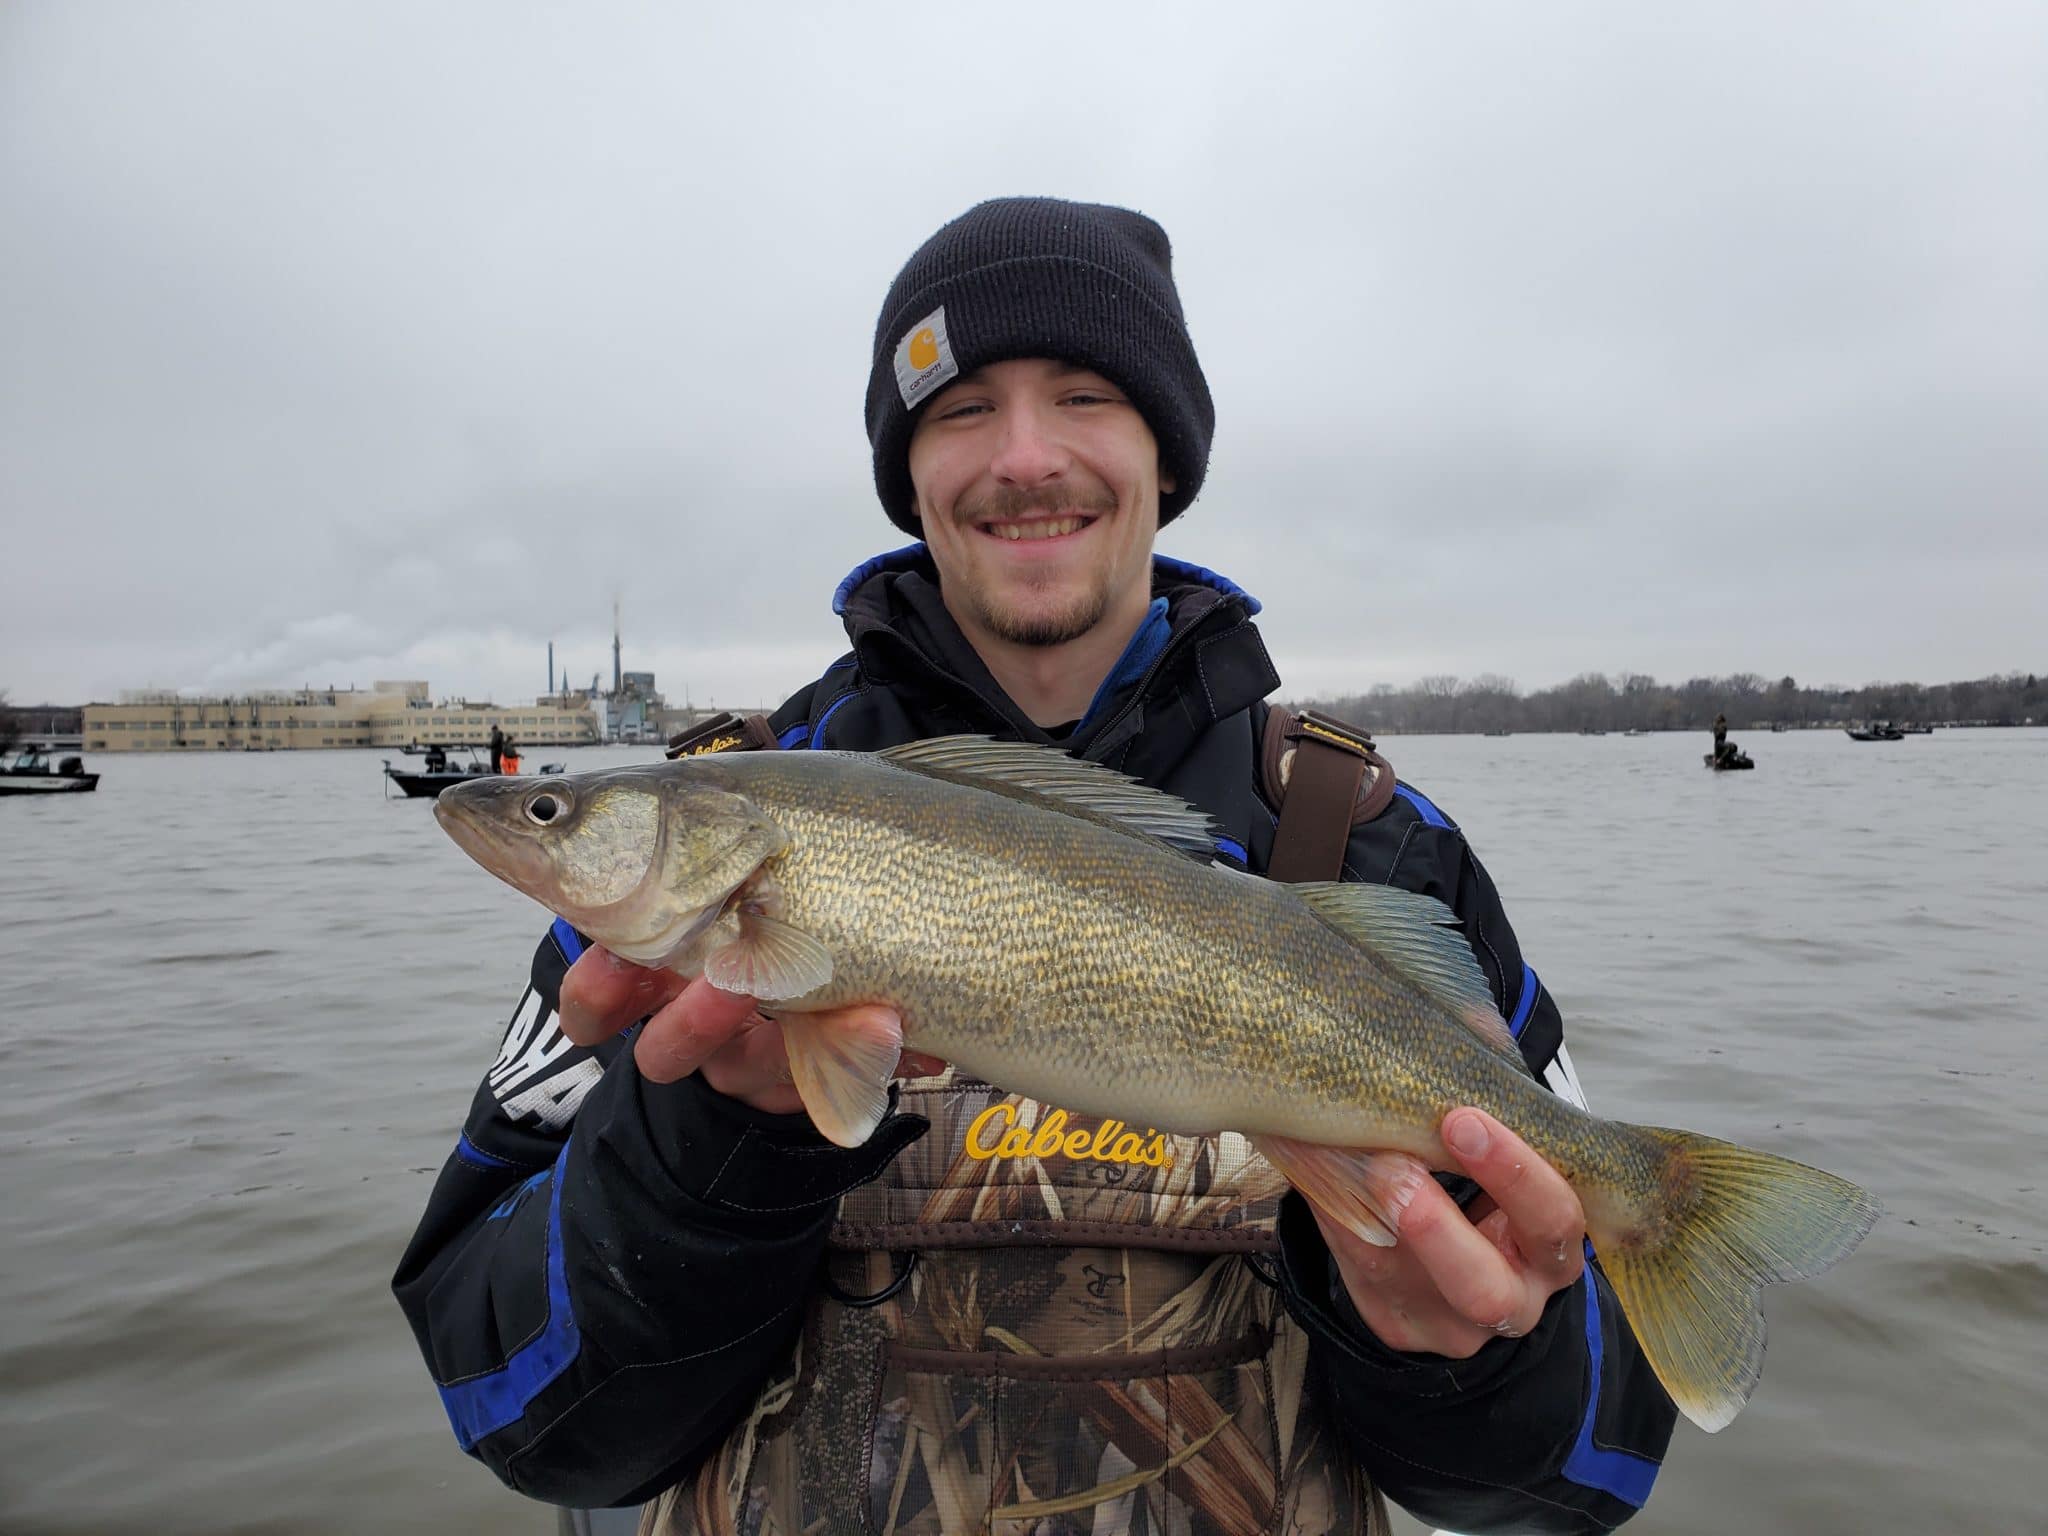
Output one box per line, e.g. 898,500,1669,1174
1622,728,1649,737
0,747,100,796
1845,723,1906,742
383,743,567,799
1705,748,1754,771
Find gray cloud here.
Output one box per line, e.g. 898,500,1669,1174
4,1,2042,710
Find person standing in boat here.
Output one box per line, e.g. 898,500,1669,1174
489,723,507,774
1712,712,1730,765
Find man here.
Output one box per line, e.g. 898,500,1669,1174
396,198,1675,1534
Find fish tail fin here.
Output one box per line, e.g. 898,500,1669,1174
1594,1127,1879,1433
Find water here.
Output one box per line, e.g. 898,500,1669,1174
2,730,2043,1535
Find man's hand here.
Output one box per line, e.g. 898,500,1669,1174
557,944,945,1117
1307,1108,1587,1357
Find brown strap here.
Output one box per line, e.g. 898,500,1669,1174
1268,732,1367,883
666,710,780,759
1263,709,1397,883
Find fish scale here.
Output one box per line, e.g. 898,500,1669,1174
435,738,1879,1435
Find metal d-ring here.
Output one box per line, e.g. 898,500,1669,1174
823,1249,919,1309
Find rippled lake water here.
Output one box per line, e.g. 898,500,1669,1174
3,729,2043,1535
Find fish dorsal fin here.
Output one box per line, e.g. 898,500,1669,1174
1294,882,1530,1073
876,736,1216,858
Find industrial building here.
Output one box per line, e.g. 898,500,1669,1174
81,681,601,752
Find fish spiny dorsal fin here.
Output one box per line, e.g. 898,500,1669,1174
1294,882,1531,1074
876,736,1217,859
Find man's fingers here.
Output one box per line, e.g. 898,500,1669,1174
632,977,760,1084
559,946,686,1046
1383,1173,1534,1334
1441,1108,1587,1287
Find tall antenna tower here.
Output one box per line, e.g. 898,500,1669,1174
612,598,623,696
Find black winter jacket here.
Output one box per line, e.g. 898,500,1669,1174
393,547,1676,1532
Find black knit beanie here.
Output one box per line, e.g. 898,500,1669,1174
865,197,1214,535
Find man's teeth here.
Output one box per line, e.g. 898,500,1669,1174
988,517,1085,541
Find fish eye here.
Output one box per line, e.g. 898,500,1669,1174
525,788,571,826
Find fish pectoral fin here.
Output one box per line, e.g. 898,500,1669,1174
781,1007,904,1148
1252,1135,1420,1248
703,911,834,1001
1293,882,1530,1074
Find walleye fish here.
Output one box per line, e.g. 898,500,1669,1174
434,737,1878,1433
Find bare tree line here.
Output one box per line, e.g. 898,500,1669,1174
1299,671,2047,736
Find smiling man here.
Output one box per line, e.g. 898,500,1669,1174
396,198,1677,1535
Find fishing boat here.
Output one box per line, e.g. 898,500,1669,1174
383,743,569,798
1844,723,1905,742
0,747,100,796
383,743,494,799
1705,748,1754,771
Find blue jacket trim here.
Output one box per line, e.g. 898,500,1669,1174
810,691,857,749
488,1167,553,1221
777,722,811,749
549,916,585,965
1392,784,1454,830
1151,554,1261,615
455,1132,517,1172
438,1143,581,1452
1507,964,1540,1039
1563,1257,1662,1506
832,543,929,615
1214,835,1248,865
1079,597,1171,727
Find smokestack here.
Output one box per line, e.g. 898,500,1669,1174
612,598,622,695
548,640,555,697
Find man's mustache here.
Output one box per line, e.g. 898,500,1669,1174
956,485,1119,526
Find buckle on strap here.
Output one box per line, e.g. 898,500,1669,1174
1290,708,1375,757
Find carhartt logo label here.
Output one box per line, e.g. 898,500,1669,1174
893,305,958,409
965,1103,1175,1169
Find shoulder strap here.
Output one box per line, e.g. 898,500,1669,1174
1262,708,1397,882
666,709,780,759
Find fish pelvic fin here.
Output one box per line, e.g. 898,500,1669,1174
1252,1135,1429,1248
875,736,1218,858
1293,882,1528,1072
780,1006,904,1148
703,910,834,1001
1593,1126,1881,1433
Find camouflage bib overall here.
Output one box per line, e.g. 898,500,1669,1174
642,1074,1389,1536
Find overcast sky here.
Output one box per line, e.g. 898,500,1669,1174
3,2,2043,710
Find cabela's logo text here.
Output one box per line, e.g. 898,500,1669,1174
965,1104,1174,1168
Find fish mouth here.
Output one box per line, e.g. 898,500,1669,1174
434,778,557,899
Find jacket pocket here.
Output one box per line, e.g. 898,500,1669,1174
863,1331,1280,1536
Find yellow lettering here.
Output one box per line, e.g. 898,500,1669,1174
963,1105,1171,1166
1029,1109,1071,1159
964,1103,1012,1160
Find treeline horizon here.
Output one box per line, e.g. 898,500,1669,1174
1297,670,2046,736
6,671,2047,745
